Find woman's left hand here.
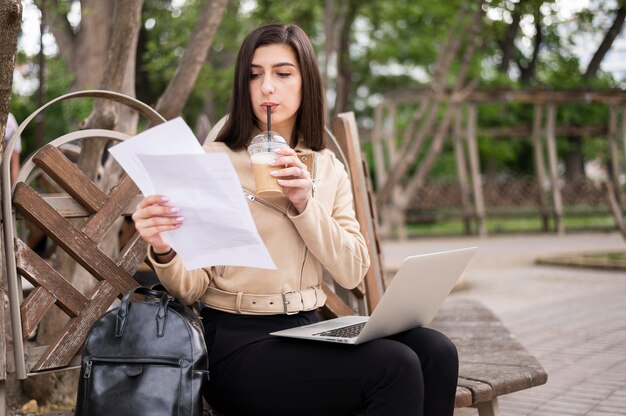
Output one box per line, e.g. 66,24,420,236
270,147,312,213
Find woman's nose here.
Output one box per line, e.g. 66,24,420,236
261,76,274,95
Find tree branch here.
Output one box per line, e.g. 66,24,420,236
79,0,143,178
376,0,484,208
584,6,626,80
431,2,469,93
333,0,359,117
155,0,229,120
498,0,525,73
402,6,484,204
322,0,336,93
41,0,76,70
520,15,542,85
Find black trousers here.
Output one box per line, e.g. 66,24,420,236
202,308,458,416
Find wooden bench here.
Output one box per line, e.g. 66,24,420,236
0,91,546,416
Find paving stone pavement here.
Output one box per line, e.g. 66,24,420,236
382,232,626,416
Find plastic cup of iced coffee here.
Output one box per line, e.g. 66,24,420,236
248,131,289,196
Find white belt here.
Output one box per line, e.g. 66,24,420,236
203,286,325,315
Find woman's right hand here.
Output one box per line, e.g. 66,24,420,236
131,195,184,253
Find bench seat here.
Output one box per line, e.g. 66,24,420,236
430,298,548,414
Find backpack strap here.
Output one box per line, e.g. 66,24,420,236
116,287,170,337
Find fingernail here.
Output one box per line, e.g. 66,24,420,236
270,170,278,176
269,160,278,166
169,207,180,213
161,196,170,202
277,179,285,184
176,216,185,222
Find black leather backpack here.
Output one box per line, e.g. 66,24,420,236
76,287,209,416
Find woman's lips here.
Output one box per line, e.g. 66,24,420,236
262,103,278,112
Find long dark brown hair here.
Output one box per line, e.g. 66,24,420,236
216,24,326,151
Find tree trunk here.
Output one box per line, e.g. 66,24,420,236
563,135,586,181
322,0,337,94
584,5,626,80
520,16,542,85
45,0,114,90
0,0,22,410
0,0,21,140
498,0,525,73
79,0,144,178
155,0,229,120
333,0,358,118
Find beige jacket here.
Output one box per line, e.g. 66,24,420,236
148,141,370,314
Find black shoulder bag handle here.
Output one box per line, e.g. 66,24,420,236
115,287,173,338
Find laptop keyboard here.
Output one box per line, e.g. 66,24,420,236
313,322,366,338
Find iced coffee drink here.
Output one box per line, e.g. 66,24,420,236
248,132,289,195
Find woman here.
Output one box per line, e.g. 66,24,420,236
132,23,458,416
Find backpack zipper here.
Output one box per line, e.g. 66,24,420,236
83,356,183,379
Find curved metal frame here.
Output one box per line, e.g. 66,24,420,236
1,90,165,379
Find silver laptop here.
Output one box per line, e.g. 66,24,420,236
270,247,476,345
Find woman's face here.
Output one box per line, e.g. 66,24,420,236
249,43,302,138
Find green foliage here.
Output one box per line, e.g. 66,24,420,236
10,55,91,159
249,0,322,36
11,0,626,183
139,0,206,105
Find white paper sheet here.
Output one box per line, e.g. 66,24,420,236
108,117,205,194
109,117,276,270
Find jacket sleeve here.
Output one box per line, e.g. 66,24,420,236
147,247,213,305
288,153,370,289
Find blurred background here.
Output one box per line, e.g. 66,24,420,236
7,0,626,241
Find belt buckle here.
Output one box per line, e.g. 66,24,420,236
282,291,299,315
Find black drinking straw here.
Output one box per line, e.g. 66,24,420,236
266,105,272,140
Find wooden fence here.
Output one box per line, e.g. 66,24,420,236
370,88,626,238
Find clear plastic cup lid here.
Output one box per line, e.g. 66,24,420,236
249,131,287,145
248,131,288,152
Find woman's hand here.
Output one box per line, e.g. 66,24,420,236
270,147,312,213
131,195,184,253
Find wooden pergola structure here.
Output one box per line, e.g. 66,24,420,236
371,88,626,238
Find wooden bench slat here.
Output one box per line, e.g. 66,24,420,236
13,184,137,295
457,376,494,405
117,232,149,273
20,287,55,339
320,282,356,318
333,114,385,312
33,280,127,371
12,194,143,219
15,239,88,317
455,385,477,408
82,176,139,242
32,145,107,213
26,346,81,375
460,362,547,397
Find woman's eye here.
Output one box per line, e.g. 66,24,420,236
277,73,291,78
250,73,261,80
